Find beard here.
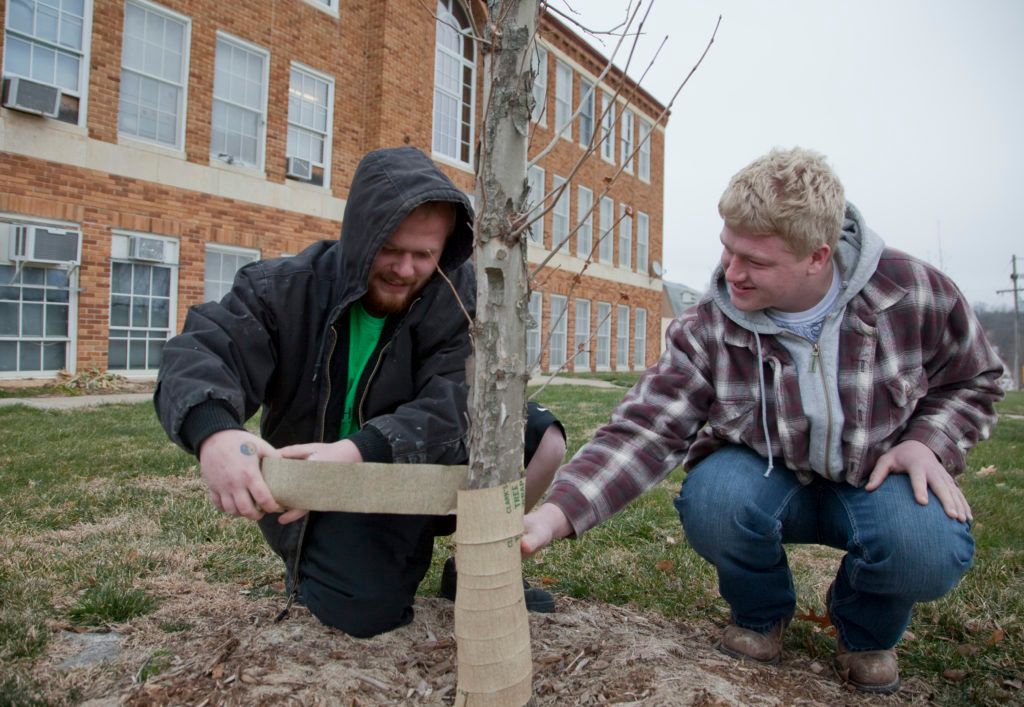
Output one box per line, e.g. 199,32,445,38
362,275,421,316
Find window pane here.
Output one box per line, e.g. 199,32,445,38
129,340,146,368
111,294,131,326
112,262,132,293
42,341,65,370
152,266,170,295
151,298,169,328
45,303,68,335
22,303,43,335
9,0,34,33
132,265,151,295
131,299,148,327
0,302,18,335
19,341,41,370
108,338,127,368
0,341,17,371
148,340,163,368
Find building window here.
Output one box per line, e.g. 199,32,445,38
530,44,546,125
578,77,594,146
526,164,545,246
638,118,652,182
620,108,634,173
432,0,475,167
204,244,258,303
637,210,649,274
118,0,189,149
595,301,611,369
634,307,647,368
210,34,268,169
616,304,629,369
600,91,615,163
3,0,90,124
598,196,614,264
548,295,567,371
619,205,632,270
554,59,572,140
573,298,590,370
108,234,177,372
287,64,333,186
527,290,542,370
576,185,593,259
551,175,569,253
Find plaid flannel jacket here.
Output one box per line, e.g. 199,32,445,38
547,248,1005,536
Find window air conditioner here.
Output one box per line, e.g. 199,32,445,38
2,77,61,118
9,226,81,264
129,235,167,262
286,156,313,181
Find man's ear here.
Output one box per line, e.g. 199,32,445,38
807,243,832,275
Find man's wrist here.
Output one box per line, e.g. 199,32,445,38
534,502,573,540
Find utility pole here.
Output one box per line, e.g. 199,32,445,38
997,255,1021,390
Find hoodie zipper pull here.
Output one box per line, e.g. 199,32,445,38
810,343,820,373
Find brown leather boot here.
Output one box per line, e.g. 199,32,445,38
717,618,789,664
834,639,900,694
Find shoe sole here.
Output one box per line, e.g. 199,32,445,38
716,640,781,665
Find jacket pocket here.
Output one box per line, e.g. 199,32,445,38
706,399,757,445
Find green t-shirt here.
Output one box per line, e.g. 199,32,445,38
339,302,386,438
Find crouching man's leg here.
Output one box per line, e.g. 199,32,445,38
296,511,438,638
821,474,974,693
675,445,817,664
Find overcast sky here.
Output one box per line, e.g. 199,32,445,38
568,0,1024,309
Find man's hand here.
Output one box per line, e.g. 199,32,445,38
521,502,573,556
274,440,364,524
866,439,972,522
198,429,283,521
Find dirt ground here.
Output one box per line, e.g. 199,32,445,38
36,581,940,706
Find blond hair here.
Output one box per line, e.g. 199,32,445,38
718,147,845,257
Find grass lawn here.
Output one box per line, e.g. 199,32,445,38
1,388,1021,705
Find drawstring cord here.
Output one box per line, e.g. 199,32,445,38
753,332,775,478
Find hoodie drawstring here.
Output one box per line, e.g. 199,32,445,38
753,331,775,478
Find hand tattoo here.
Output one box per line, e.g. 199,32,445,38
240,442,257,456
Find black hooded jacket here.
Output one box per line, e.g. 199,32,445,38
154,147,476,465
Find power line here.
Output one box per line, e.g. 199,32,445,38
996,255,1021,390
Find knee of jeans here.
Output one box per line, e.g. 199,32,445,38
676,489,773,560
856,524,974,600
301,583,413,638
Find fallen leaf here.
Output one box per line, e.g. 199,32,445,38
796,607,833,630
956,644,981,657
655,560,674,573
540,576,557,586
210,663,224,680
977,465,997,476
943,669,968,682
987,628,1006,646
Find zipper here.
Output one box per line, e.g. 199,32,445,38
317,325,339,442
811,342,833,478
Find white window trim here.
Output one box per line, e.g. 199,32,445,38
554,59,572,142
619,203,632,270
634,307,647,369
620,108,634,174
598,195,614,264
595,300,611,371
600,91,615,163
616,303,630,369
298,0,340,17
2,0,95,127
638,118,652,183
527,290,542,372
118,0,191,153
527,164,545,247
287,60,334,189
108,229,179,376
210,31,270,172
551,174,569,253
0,214,81,379
431,0,476,169
576,185,593,259
204,242,260,302
573,298,590,371
530,44,547,126
548,294,568,372
636,210,649,275
578,77,594,148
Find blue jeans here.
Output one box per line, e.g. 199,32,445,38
674,445,974,650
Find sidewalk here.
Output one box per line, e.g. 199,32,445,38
0,392,153,410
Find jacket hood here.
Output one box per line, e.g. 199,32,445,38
336,146,475,301
710,202,885,333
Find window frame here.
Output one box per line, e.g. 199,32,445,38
526,164,545,246
619,204,632,270
210,32,270,171
638,118,652,183
633,307,647,368
2,0,94,126
286,61,334,188
554,59,572,141
578,77,594,147
548,294,568,372
551,174,569,253
636,210,649,275
530,44,547,126
527,290,542,371
576,185,593,259
620,107,635,173
598,195,614,264
117,0,191,151
595,300,611,370
107,230,179,374
431,0,476,169
573,298,590,370
600,91,615,163
203,242,259,303
615,303,630,369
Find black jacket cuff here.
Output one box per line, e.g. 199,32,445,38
180,400,244,456
348,426,392,463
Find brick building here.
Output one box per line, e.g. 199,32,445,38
0,0,666,380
